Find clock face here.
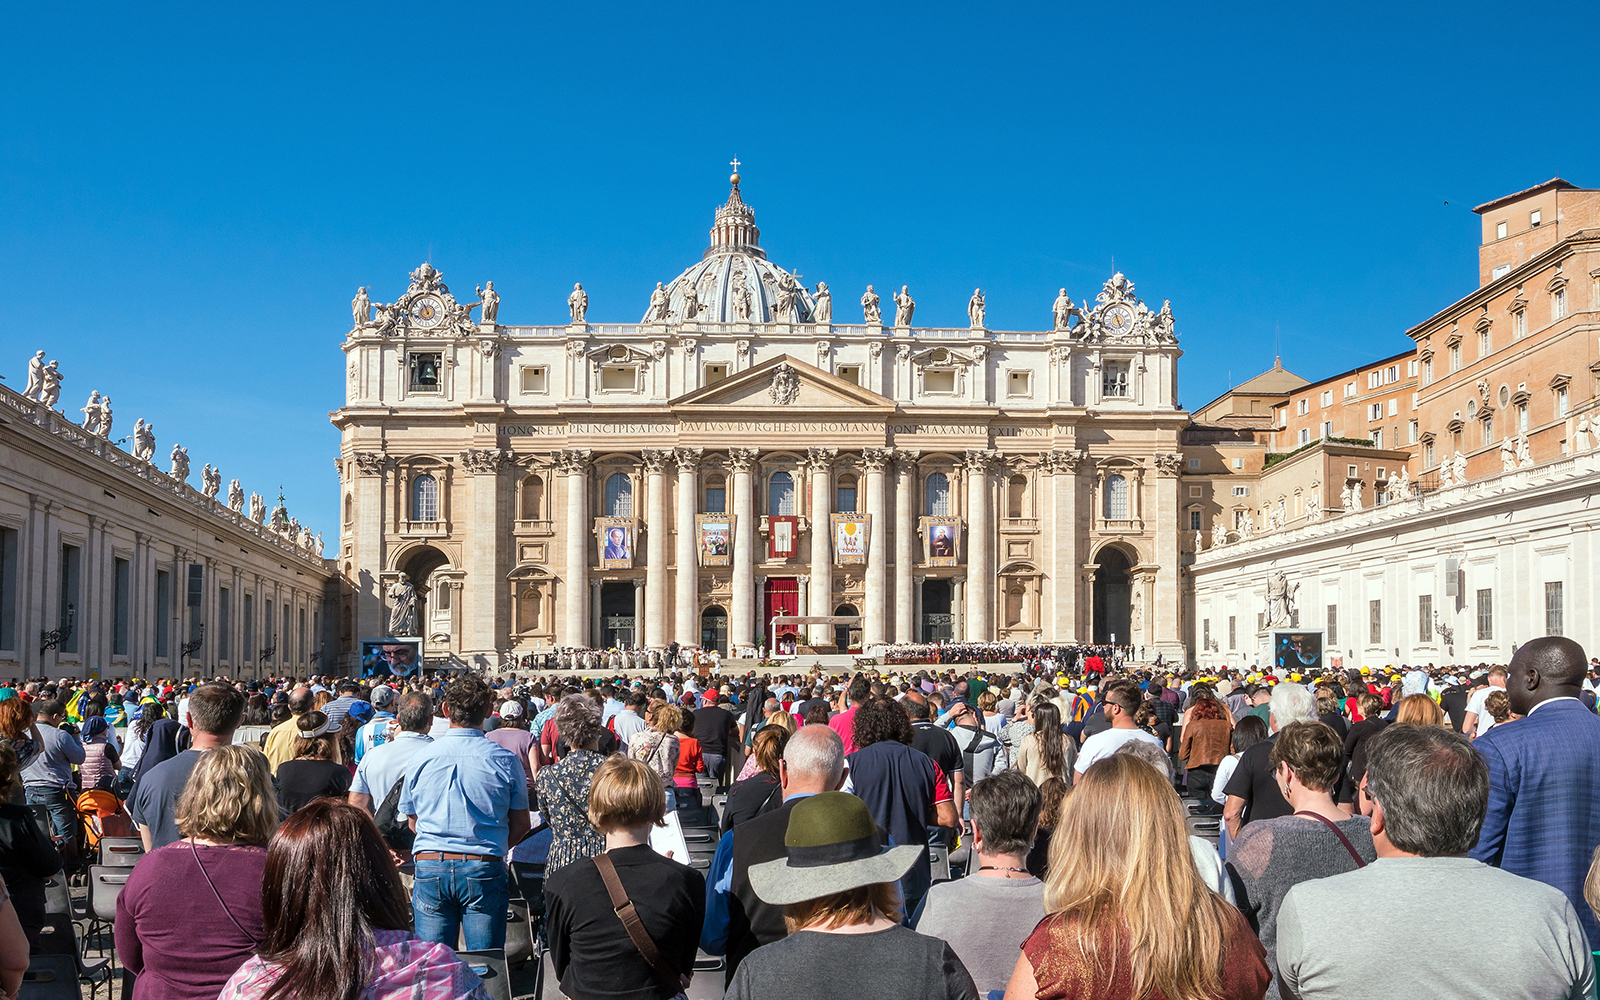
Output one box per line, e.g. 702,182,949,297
1103,303,1135,336
410,295,445,329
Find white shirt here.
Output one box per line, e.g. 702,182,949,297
1212,753,1240,805
1074,726,1163,773
1466,684,1506,736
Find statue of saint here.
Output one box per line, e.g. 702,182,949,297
1238,513,1254,539
1212,521,1228,547
813,282,832,323
893,286,915,328
476,281,499,324
98,396,112,438
1264,570,1299,628
1500,437,1516,472
1052,289,1077,332
568,283,588,323
388,574,418,636
39,361,63,408
1453,450,1469,483
861,285,881,324
23,351,45,400
729,274,751,322
201,464,219,498
351,287,370,329
131,419,155,462
648,282,671,323
1153,300,1176,342
681,282,700,321
249,492,266,523
169,444,190,482
1576,415,1595,453
314,532,324,557
228,479,244,511
80,391,103,432
967,289,985,329
1516,437,1532,468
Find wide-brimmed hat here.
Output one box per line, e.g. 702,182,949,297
748,792,924,906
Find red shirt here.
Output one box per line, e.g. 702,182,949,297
830,707,860,754
674,734,704,788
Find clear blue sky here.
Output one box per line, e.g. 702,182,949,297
4,2,1595,535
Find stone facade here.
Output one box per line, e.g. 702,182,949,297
333,175,1191,669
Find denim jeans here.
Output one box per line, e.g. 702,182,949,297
24,786,75,842
412,859,508,951
702,753,726,790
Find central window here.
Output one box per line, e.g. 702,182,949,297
411,474,439,521
768,471,795,515
605,473,633,516
408,352,443,393
1102,361,1130,398
925,473,950,516
1103,475,1129,519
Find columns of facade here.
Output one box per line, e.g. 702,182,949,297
464,449,505,668
1151,457,1183,658
952,576,966,641
805,448,835,646
632,579,646,648
590,581,603,647
964,450,994,641
673,449,701,648
863,449,889,647
560,450,591,647
729,448,758,656
643,450,670,648
894,451,917,644
352,453,389,645
1050,452,1081,643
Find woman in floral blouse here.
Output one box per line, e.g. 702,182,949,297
534,695,608,875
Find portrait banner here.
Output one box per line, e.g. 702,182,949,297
768,515,799,561
921,515,961,567
830,512,870,565
696,513,732,567
596,517,637,569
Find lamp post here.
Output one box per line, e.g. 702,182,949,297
180,623,206,667
40,605,75,658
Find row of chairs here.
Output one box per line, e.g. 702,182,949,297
22,823,142,998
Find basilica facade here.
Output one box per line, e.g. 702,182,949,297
333,173,1190,669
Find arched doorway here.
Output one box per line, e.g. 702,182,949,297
397,545,449,643
1093,547,1133,645
833,604,860,652
700,605,728,655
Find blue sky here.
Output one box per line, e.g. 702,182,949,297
4,2,1595,535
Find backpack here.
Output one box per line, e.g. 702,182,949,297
374,775,415,852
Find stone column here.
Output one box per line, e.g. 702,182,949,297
1151,455,1184,660
463,448,505,668
673,449,701,647
894,451,917,644
632,579,645,648
1050,452,1082,643
728,448,758,656
805,448,836,646
964,450,994,641
643,450,670,649
352,452,390,645
559,450,591,647
863,449,890,647
590,580,603,647
952,576,966,641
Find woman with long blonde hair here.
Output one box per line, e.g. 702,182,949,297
1004,754,1269,1000
1393,693,1446,727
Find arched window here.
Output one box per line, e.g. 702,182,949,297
520,475,544,520
411,474,439,521
769,471,795,515
343,493,353,524
605,473,634,517
436,580,451,610
1103,474,1128,519
518,587,539,632
925,472,950,515
1007,475,1027,518
704,474,726,514
836,474,858,514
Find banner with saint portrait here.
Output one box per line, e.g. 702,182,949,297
767,515,799,561
830,513,870,565
696,513,732,567
921,516,961,567
596,517,637,570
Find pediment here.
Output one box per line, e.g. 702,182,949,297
670,355,894,412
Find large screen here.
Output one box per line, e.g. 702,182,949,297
362,637,422,677
1273,631,1324,674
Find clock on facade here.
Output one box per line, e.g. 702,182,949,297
409,295,445,329
1102,303,1135,336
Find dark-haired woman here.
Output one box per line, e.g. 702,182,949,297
1014,701,1076,790
217,799,491,1000
274,711,350,815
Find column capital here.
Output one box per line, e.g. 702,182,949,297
673,447,704,474
804,447,838,474
1153,452,1184,476
459,447,507,475
555,449,592,475
963,448,998,476
641,449,672,475
727,447,759,473
861,447,892,473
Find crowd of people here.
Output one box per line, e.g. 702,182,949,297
0,635,1593,998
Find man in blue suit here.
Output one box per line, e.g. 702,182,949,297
1472,636,1600,949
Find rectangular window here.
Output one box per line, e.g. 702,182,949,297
1482,418,1493,447
1388,399,1398,417
1408,360,1418,377
1189,485,1202,497
299,608,306,663
1345,382,1357,399
58,544,80,654
836,483,857,513
1496,220,1508,239
1228,616,1236,651
244,594,254,662
284,606,292,663
1007,370,1032,397
1189,510,1202,530
1348,465,1358,478
1492,264,1511,280
155,570,171,659
218,587,230,663
1423,359,1433,383
1546,581,1564,636
113,558,130,656
1232,458,1244,470
1557,387,1569,417
519,366,547,394
1425,441,1435,467
835,365,861,386
407,352,443,393
1387,366,1399,383
1479,330,1490,356
1369,403,1383,421
1203,619,1210,647
1449,344,1460,371
703,363,729,384
1371,429,1383,448
1321,390,1332,407
1476,589,1493,641
1553,289,1566,320
1368,371,1381,389
1514,310,1526,339
923,370,956,394
1298,428,1310,446
600,366,637,391
1530,209,1542,227
187,563,203,642
1326,604,1338,645
0,527,15,653
1408,420,1419,444
1297,399,1309,416
1418,594,1433,643
1320,420,1332,438
704,485,725,514
264,599,274,659
1187,458,1200,470
1101,361,1130,398
1368,599,1382,645
1518,404,1529,434
1231,485,1250,497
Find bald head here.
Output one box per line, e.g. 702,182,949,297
1507,636,1589,715
780,724,845,794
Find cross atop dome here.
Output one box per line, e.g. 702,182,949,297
729,156,741,184
708,162,762,260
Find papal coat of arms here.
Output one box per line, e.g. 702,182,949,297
768,363,800,405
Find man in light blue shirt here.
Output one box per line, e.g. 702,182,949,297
353,684,399,763
399,675,530,951
348,691,433,815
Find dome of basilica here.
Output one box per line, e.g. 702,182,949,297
642,173,816,325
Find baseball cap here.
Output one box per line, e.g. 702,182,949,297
370,684,397,709
500,700,525,719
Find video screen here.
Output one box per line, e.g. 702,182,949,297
362,637,422,677
1274,631,1323,674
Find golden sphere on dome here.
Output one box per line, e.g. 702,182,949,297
729,172,741,186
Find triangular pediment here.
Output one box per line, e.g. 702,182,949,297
670,355,895,412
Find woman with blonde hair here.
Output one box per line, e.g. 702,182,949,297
627,700,680,787
735,712,797,783
1004,754,1270,1000
1393,693,1445,728
116,745,279,1000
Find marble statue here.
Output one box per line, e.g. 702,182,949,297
681,282,700,321
568,283,588,323
1517,436,1532,468
22,351,45,400
893,286,915,328
1238,514,1254,539
80,391,104,432
1213,521,1228,547
476,281,499,324
1349,485,1363,511
98,396,112,438
813,282,832,323
1052,289,1077,332
1264,570,1299,628
38,361,63,408
1453,450,1468,483
132,420,155,462
729,273,751,322
967,289,985,329
1193,530,1204,551
1576,415,1595,453
775,273,800,323
1396,466,1409,494
648,282,671,323
1339,484,1353,509
1307,495,1322,521
861,285,881,324
314,532,324,557
169,445,190,482
388,574,418,636
1500,437,1517,472
1130,589,1143,632
351,287,370,328
1153,300,1176,342
249,492,266,523
371,301,399,335
201,464,221,499
228,479,244,511
1439,460,1454,488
